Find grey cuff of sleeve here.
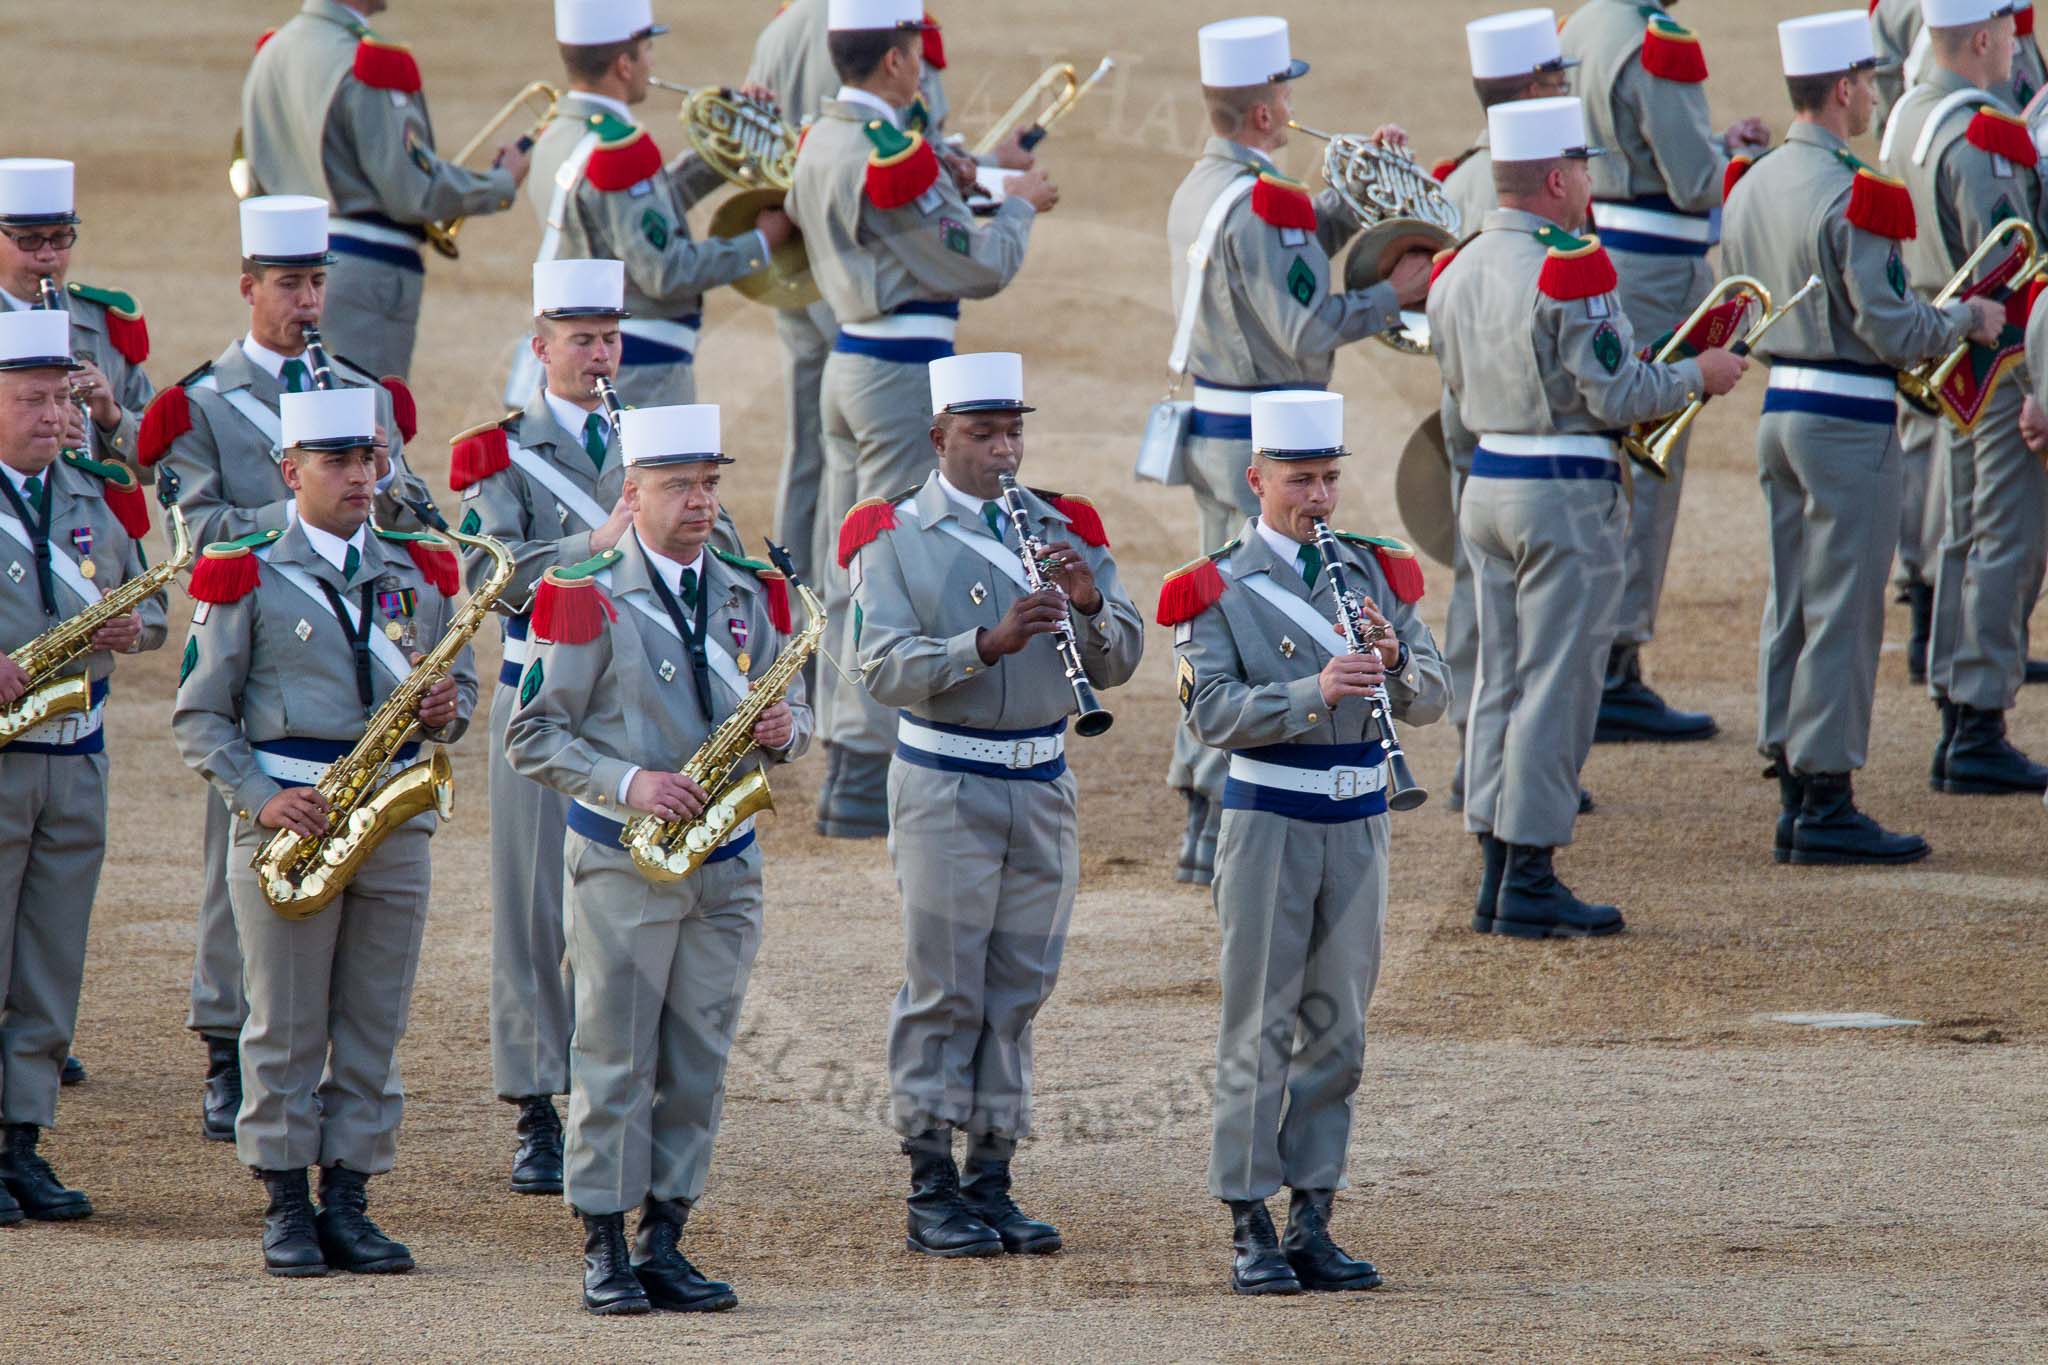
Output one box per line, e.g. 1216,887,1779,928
998,196,1037,222
588,757,637,810
1670,357,1706,404
1937,300,1975,350
1287,673,1329,733
947,628,989,681
231,774,286,824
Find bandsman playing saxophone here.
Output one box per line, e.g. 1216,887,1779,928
0,311,166,1225
841,353,1143,1261
505,403,812,1318
1722,13,2002,865
1162,389,1445,1298
171,387,476,1279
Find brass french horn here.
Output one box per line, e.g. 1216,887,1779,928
651,79,818,309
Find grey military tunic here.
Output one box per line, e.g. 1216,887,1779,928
1884,67,2048,713
151,338,431,1045
453,392,623,1105
172,522,477,1174
1171,523,1445,1201
0,456,166,1128
241,0,517,380
1436,132,1495,764
505,532,812,1214
1721,125,1969,776
0,285,153,473
1430,209,1699,848
786,98,1038,766
524,93,770,408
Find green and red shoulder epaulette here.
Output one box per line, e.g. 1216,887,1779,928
1335,530,1425,605
531,547,623,644
1156,542,1236,627
1534,223,1618,301
1965,106,2038,168
375,527,460,597
863,120,941,210
585,111,663,192
1250,170,1317,232
1830,148,1915,240
380,375,418,443
921,11,946,68
1044,491,1108,548
1430,148,1478,184
837,490,910,566
189,528,282,604
65,282,148,365
61,450,150,541
137,364,213,467
1640,12,1708,84
448,412,523,492
711,546,793,633
353,36,421,94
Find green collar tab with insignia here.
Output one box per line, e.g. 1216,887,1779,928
65,282,139,316
1534,223,1593,254
211,528,284,554
711,546,772,575
61,450,139,489
557,547,624,581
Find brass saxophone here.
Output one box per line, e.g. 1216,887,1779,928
1,480,194,747
253,521,516,919
625,541,824,884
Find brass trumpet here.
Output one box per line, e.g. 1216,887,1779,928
423,82,561,260
972,58,1115,158
1897,217,2042,416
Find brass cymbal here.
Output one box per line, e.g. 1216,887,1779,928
709,187,820,310
1394,410,1457,568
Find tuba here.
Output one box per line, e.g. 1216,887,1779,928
971,58,1115,158
1290,121,1461,356
1896,217,2044,420
651,80,819,310
252,521,516,918
424,82,562,260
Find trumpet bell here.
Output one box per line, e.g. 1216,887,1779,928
710,187,821,309
1394,412,1458,568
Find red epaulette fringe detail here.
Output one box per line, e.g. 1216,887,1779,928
1156,558,1225,627
189,546,261,604
1250,173,1317,231
1051,495,1108,548
448,426,511,492
137,386,191,467
1846,168,1916,240
380,377,418,443
837,498,899,568
531,572,617,645
1537,238,1619,301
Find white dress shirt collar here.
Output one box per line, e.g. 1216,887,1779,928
835,85,903,129
299,518,368,577
242,334,305,381
576,91,636,125
0,460,44,498
0,285,31,313
639,535,705,597
1257,517,1309,570
936,471,996,524
546,391,608,452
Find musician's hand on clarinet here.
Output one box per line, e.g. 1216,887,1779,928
1318,651,1386,706
1966,297,2006,348
629,770,708,823
258,788,332,838
0,655,30,705
1351,596,1402,669
977,588,1069,662
73,359,121,429
412,665,460,732
1038,540,1101,614
89,611,143,655
751,700,795,751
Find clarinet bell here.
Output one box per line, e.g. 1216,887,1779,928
1074,705,1114,738
1385,748,1429,812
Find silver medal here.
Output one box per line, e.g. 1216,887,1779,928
970,582,988,605
295,619,313,642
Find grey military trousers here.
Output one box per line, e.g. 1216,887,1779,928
228,819,431,1175
0,750,107,1128
1756,408,1902,775
320,252,425,383
487,682,573,1102
1927,385,2048,710
816,350,938,758
1166,430,1261,815
561,833,763,1215
772,300,836,582
1894,404,1941,588
1209,807,1386,1202
885,762,1077,1140
1461,475,1627,848
186,790,246,1040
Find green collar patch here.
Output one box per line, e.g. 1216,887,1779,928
1534,223,1593,254
558,547,623,581
863,118,917,161
61,450,137,489
1830,147,1866,176
1335,530,1411,554
65,282,139,317
372,528,447,546
212,528,283,553
711,546,772,575
587,110,639,144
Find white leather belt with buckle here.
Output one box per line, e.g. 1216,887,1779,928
1767,365,1897,402
13,702,104,749
1228,754,1387,799
1477,433,1620,461
252,747,425,786
1192,383,1256,415
330,217,424,251
897,717,1064,769
841,313,959,342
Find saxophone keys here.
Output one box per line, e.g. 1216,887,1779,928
349,809,376,836
684,827,714,854
268,876,295,901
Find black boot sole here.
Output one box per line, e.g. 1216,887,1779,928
1174,866,1214,886
328,1254,415,1274
265,1260,330,1278
201,1119,235,1143
1000,1232,1062,1254
510,1175,564,1195
585,1294,652,1316
1231,1274,1304,1296
0,1206,21,1227
1296,1273,1383,1292
18,1202,92,1223
1469,914,1495,935
1492,918,1625,941
1789,843,1931,866
906,1235,1003,1258
643,1289,739,1312
1936,777,2048,795
1772,847,1791,865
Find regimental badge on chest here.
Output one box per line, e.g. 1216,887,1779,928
970,582,988,606
7,560,24,584
659,659,677,683
1279,635,1296,658
295,618,314,642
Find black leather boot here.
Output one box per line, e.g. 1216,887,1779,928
202,1035,241,1143
1226,1199,1302,1295
816,746,889,839
1595,643,1718,743
1930,700,1957,789
1940,705,2048,794
510,1095,564,1195
314,1166,414,1273
961,1136,1061,1254
1790,773,1928,865
1492,845,1625,940
1174,792,1211,885
2027,658,2048,685
1578,787,1595,815
0,1174,20,1226
1470,833,1507,934
580,1211,651,1315
60,1055,84,1086
1906,583,1933,685
1448,755,1465,813
631,1196,737,1311
256,1168,327,1276
1768,755,1804,865
0,1124,91,1221
1282,1189,1381,1291
902,1130,1001,1257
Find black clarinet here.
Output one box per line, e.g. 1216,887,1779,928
299,324,338,391
591,375,626,423
994,473,1113,737
1311,519,1427,812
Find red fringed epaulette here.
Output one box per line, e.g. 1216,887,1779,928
353,37,421,94
1535,226,1618,301
447,419,515,492
1723,155,1753,203
759,570,793,634
531,569,618,645
380,376,417,443
863,122,941,210
1640,17,1708,83
1430,156,1458,183
188,543,264,604
1372,545,1425,605
1966,106,2039,167
837,497,899,568
1250,172,1317,231
2021,4,2037,37
80,458,151,541
137,385,191,467
64,284,151,366
2023,274,2048,323
1049,494,1109,548
922,12,947,69
585,119,663,192
1156,557,1226,627
404,539,459,596
1845,166,1916,240
255,28,276,53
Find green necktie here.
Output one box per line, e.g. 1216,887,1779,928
282,359,309,394
21,475,41,508
582,412,608,472
981,502,1005,540
679,566,698,610
342,542,360,582
1297,542,1321,588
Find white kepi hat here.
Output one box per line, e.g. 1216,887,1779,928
281,389,376,453
241,195,333,267
929,352,1035,415
0,159,77,226
554,0,667,45
828,0,932,32
1251,390,1347,460
1198,17,1309,89
1466,10,1575,81
623,404,732,466
1779,11,1881,76
1488,95,1604,162
1919,0,2017,26
534,258,629,319
0,310,78,372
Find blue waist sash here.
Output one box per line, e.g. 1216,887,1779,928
566,801,756,864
